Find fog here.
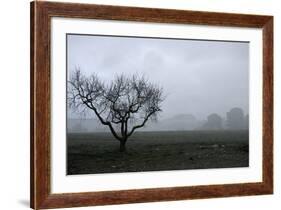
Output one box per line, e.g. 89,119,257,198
67,34,249,131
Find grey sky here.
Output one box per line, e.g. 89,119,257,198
67,34,249,120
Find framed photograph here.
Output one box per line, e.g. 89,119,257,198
30,1,273,209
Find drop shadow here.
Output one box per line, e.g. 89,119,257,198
18,199,29,207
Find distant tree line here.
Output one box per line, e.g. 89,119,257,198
68,107,249,133
202,107,248,130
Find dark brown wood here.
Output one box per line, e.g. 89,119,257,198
31,1,51,209
30,2,34,208
36,1,271,27
37,182,271,209
30,1,274,209
262,17,274,193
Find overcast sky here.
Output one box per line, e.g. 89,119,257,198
67,34,249,120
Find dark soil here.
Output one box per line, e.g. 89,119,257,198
67,130,249,175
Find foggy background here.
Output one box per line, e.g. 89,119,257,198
67,34,249,132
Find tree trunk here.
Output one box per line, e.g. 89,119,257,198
119,140,127,152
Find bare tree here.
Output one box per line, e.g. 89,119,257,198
68,69,164,152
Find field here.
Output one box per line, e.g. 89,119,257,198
67,130,249,175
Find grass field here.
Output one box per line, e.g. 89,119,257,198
67,130,249,175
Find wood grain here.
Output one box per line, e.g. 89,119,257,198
30,1,273,209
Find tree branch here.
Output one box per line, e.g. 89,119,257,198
127,110,157,137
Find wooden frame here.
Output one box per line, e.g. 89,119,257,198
30,1,273,209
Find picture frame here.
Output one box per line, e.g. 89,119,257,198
30,1,273,209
